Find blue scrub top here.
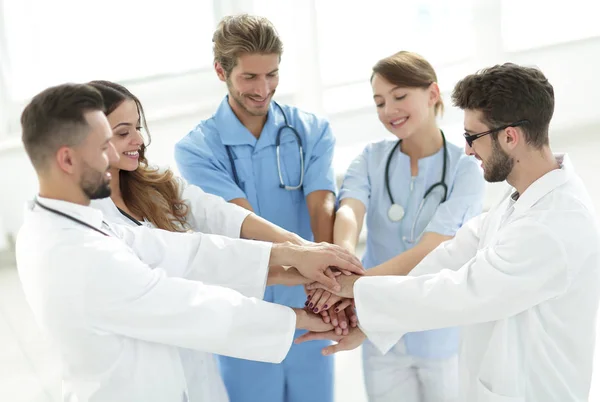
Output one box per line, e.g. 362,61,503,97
174,96,337,305
339,138,485,358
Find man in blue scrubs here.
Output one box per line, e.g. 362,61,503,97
174,14,336,402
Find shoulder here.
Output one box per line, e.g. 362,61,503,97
176,116,222,153
279,104,330,138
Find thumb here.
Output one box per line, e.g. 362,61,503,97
322,342,346,356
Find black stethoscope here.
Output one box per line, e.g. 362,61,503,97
35,199,112,237
225,101,304,191
385,131,448,231
117,207,143,226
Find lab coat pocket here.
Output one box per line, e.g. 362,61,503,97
476,378,524,402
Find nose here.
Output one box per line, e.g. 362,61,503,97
464,141,475,156
107,142,120,166
255,77,270,98
132,129,144,146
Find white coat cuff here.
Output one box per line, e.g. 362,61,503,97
224,207,253,239
269,306,298,363
354,277,405,355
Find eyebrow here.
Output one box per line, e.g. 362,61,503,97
112,122,132,130
242,68,279,76
373,86,405,99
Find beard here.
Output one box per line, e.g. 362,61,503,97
80,162,112,200
226,79,274,117
483,137,515,182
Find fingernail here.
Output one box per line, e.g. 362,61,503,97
324,305,328,309
309,303,313,308
304,301,309,306
307,295,312,300
313,308,318,313
335,308,339,313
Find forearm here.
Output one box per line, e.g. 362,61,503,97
308,193,336,243
368,232,452,277
333,207,362,254
241,213,306,245
268,266,312,286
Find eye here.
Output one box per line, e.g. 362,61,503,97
136,126,143,132
117,132,128,137
375,103,384,108
395,95,407,101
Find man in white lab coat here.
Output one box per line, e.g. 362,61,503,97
15,83,365,402
300,63,600,401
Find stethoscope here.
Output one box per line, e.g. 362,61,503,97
385,131,448,242
35,199,112,237
225,101,304,191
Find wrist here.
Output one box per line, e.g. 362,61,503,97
293,308,308,329
269,242,299,267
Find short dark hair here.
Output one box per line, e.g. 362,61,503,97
451,63,555,148
21,83,105,171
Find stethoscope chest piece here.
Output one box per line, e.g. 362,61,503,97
387,203,405,222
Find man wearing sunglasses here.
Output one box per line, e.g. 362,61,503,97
297,63,600,401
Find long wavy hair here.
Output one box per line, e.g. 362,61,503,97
87,80,189,232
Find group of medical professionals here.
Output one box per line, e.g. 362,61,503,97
13,12,600,402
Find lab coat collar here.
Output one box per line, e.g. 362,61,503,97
214,96,291,150
31,196,105,231
511,153,573,214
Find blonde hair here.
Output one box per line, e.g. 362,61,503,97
212,14,283,75
372,51,444,116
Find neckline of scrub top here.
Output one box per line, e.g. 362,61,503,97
33,196,105,230
392,141,445,171
214,96,291,152
511,153,572,214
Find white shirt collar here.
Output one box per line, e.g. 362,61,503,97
32,196,106,230
511,153,573,213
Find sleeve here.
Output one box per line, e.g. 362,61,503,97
337,144,371,210
302,119,338,197
424,155,485,236
74,243,295,363
354,217,569,354
175,133,246,202
180,179,251,238
110,223,271,299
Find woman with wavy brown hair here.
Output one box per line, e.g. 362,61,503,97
87,80,310,402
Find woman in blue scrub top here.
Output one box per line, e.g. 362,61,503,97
330,51,485,402
174,15,336,402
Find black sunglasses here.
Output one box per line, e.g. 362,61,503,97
463,120,530,147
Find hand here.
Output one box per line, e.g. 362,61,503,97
293,308,334,333
271,242,365,292
295,326,367,355
306,273,360,298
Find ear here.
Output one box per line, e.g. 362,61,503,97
55,146,77,174
503,126,521,150
214,62,227,82
428,82,441,108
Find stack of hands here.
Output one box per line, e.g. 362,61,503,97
281,241,369,356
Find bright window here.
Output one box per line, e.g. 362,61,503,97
502,0,600,52
315,0,475,87
2,0,215,101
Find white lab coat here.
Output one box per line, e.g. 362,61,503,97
355,154,600,401
16,196,296,402
90,180,252,402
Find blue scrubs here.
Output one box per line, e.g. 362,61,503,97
174,96,336,402
339,138,485,398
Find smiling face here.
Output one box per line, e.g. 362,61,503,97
371,73,437,140
105,99,144,172
464,109,515,182
216,53,280,118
